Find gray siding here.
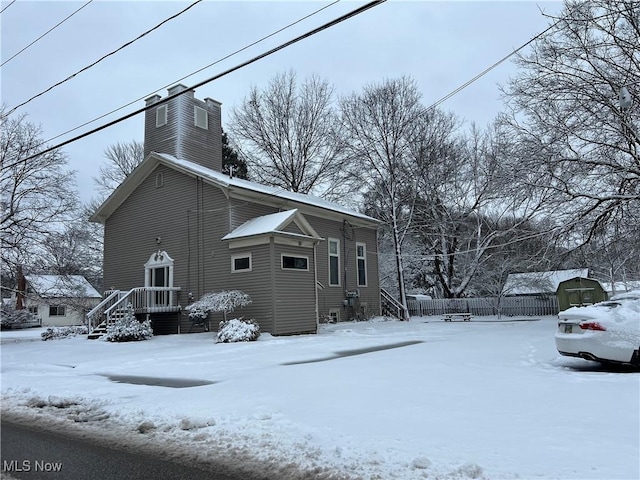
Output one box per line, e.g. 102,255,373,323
229,198,278,230
144,87,222,172
273,243,317,335
103,163,380,335
206,244,275,334
309,215,380,321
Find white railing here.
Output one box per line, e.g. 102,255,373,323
87,290,123,332
87,287,181,333
104,287,181,320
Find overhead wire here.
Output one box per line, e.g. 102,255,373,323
0,0,16,15
7,0,203,115
41,0,341,147
11,0,386,167
1,0,94,68
426,20,559,112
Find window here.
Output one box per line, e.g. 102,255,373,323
28,306,38,315
194,106,208,129
282,255,308,270
232,254,252,272
156,104,167,127
328,309,340,323
155,172,164,188
328,238,340,286
356,242,367,287
49,305,66,316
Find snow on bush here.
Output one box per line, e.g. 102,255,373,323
41,325,88,341
104,303,153,342
1,303,36,329
187,290,251,317
216,317,260,343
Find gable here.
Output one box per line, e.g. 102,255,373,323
222,209,322,249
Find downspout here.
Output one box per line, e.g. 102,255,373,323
313,240,319,332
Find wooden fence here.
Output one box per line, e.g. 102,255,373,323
407,295,559,317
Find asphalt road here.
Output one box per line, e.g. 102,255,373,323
1,420,253,480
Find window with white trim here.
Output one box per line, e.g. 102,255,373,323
156,104,167,127
356,242,367,287
328,309,340,323
282,255,308,270
231,253,252,272
49,305,66,316
28,306,38,315
194,105,208,129
328,238,340,286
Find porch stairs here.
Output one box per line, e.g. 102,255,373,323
86,287,181,339
87,307,128,340
380,288,408,320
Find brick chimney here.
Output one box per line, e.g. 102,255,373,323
144,85,222,171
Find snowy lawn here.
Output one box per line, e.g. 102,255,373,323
1,316,638,480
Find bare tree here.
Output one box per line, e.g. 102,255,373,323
229,71,348,199
411,124,555,298
94,140,144,199
0,107,78,281
339,77,428,318
499,0,640,247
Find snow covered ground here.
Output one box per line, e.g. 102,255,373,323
1,316,638,479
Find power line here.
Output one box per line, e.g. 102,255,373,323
427,21,558,112
7,0,203,115
43,0,341,147
1,0,94,68
0,0,16,15
12,0,386,167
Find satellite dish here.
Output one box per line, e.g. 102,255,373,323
619,86,632,109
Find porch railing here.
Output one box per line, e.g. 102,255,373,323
87,289,123,332
87,287,181,332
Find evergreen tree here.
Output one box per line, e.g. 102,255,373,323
221,129,248,180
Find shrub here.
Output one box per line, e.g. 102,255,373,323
104,303,153,342
216,317,260,343
187,290,251,322
41,326,88,341
1,303,36,330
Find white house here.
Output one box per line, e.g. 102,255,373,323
24,275,101,327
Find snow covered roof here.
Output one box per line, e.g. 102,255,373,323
222,209,322,249
25,275,101,299
90,153,380,227
601,280,640,295
223,210,302,240
502,269,589,296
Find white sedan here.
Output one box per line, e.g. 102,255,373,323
555,290,640,366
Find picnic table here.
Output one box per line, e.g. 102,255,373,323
443,313,472,322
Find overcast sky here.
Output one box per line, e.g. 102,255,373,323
2,0,563,203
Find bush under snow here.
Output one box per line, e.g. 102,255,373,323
187,290,251,320
41,325,88,341
104,303,153,342
1,303,37,330
216,317,260,343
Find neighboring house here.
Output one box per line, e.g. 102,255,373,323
89,85,382,336
556,277,607,311
502,269,589,296
24,275,101,327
